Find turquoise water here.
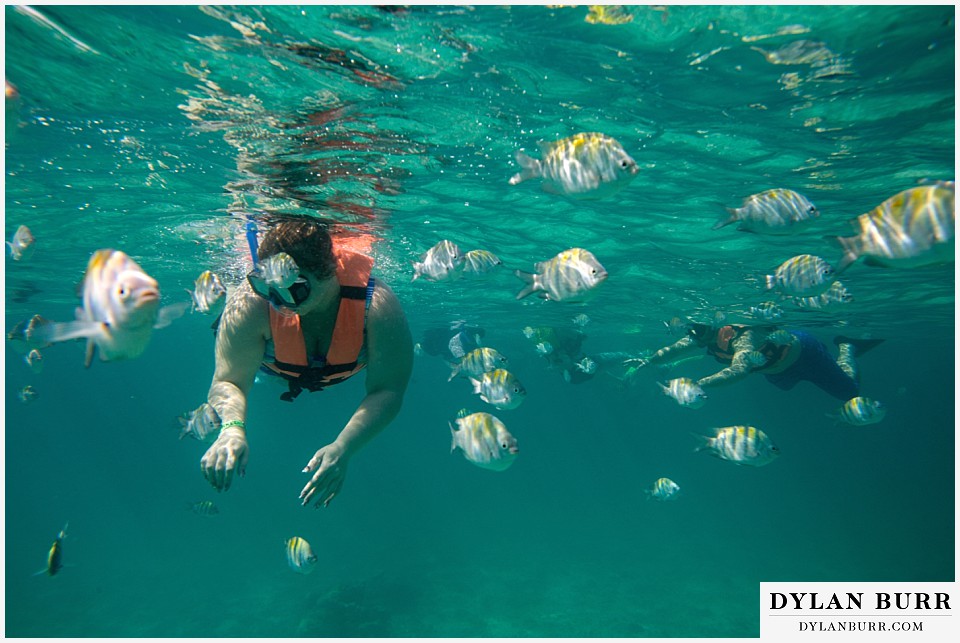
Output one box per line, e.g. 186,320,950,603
4,4,955,638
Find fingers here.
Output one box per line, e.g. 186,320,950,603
200,443,243,492
300,466,343,508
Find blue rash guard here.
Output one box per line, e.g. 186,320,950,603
762,330,859,401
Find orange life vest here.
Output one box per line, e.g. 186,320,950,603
261,246,374,401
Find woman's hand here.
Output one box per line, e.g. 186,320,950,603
300,442,349,508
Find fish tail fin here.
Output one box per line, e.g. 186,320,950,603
508,150,541,185
469,377,482,394
447,363,460,382
411,261,422,281
711,206,739,230
514,270,538,300
830,235,861,273
691,433,712,453
6,241,14,255
764,274,777,290
28,319,104,346
154,302,190,329
449,422,458,452
84,340,96,368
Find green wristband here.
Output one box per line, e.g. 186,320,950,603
220,419,245,431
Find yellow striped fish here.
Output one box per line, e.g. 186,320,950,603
515,248,608,302
285,536,318,574
659,377,708,408
835,181,954,271
827,396,886,426
449,412,519,471
715,188,819,234
765,254,836,297
469,369,527,410
34,523,68,577
646,477,680,501
463,249,503,275
448,347,508,381
189,500,220,516
509,132,639,199
695,426,780,467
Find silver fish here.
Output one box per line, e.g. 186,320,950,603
695,425,780,467
572,313,590,328
515,248,608,302
260,252,300,288
469,369,527,410
765,330,795,347
189,270,227,314
749,301,783,321
27,249,187,367
827,396,886,426
646,477,680,501
449,412,519,471
509,132,639,199
6,224,35,261
412,240,465,282
535,342,554,356
741,350,770,370
6,315,52,355
463,249,502,274
765,254,836,297
659,377,708,408
793,281,853,310
714,189,818,234
576,356,597,374
189,500,220,516
835,182,955,271
285,536,318,574
36,523,68,577
18,385,38,404
25,349,43,374
177,402,222,442
448,347,508,381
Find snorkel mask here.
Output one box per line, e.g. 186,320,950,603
247,251,312,309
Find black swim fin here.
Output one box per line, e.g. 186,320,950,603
833,336,885,356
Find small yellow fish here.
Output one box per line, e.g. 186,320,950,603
463,249,502,275
448,347,508,381
715,189,819,234
285,536,318,574
585,5,634,25
765,254,836,298
36,523,68,577
515,248,608,302
695,426,780,467
835,182,955,270
646,477,680,501
827,397,886,426
413,240,465,282
188,270,227,314
6,224,35,261
469,369,527,410
177,402,221,442
509,132,638,199
659,377,707,408
449,412,519,471
260,252,300,288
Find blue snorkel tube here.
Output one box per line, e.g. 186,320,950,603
245,220,260,270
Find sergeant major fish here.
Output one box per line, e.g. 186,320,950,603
189,500,220,516
695,425,780,467
645,477,680,501
509,132,639,199
515,248,608,302
188,270,227,314
177,402,222,442
827,396,886,426
18,385,38,404
28,249,187,367
714,189,819,234
448,347,508,381
449,411,519,471
35,523,68,577
259,252,300,288
285,536,318,574
659,377,708,409
25,349,43,374
469,369,527,410
412,240,465,282
462,249,503,275
834,181,955,271
6,224,35,261
765,254,836,298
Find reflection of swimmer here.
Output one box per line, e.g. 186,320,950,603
419,321,486,361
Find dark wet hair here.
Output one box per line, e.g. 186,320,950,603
258,217,336,279
686,323,715,343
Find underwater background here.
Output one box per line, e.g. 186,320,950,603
4,4,955,638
